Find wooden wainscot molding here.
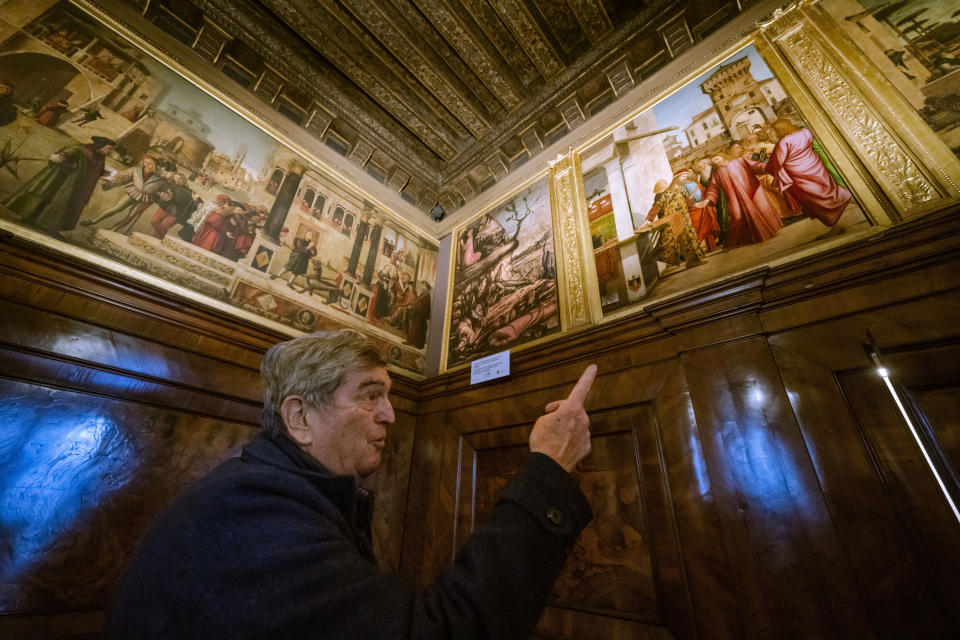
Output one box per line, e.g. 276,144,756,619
549,151,601,330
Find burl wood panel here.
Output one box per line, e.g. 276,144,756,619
467,421,658,620
369,409,417,572
681,337,873,638
0,378,257,614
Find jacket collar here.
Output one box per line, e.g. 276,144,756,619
242,432,359,520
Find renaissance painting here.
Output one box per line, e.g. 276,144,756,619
580,43,869,315
446,176,560,369
0,2,437,375
823,0,960,159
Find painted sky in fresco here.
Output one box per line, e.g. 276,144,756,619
651,45,775,132
146,60,277,172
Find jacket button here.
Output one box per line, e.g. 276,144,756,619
546,507,564,526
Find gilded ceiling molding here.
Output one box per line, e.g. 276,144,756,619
488,0,563,78
338,0,491,137
383,0,504,109
410,0,524,108
460,0,540,87
259,0,463,162
181,0,443,178
567,0,614,43
300,0,475,145
439,0,677,182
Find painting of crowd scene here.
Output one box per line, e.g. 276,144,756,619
825,0,960,159
0,2,437,374
446,176,559,369
580,44,869,315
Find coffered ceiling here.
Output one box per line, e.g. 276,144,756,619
120,0,753,220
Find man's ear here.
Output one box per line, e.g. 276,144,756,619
280,395,312,446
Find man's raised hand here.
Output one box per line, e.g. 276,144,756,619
529,364,597,472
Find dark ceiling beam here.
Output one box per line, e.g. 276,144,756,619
259,0,464,162
385,1,503,114
566,0,615,44
439,0,678,182
488,0,563,77
410,0,525,110
186,0,444,177
338,0,492,138
460,0,540,86
528,0,588,60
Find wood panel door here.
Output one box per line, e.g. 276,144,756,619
837,343,960,636
450,404,674,640
772,323,960,639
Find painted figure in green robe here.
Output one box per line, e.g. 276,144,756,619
3,136,115,238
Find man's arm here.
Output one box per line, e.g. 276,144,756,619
305,365,598,640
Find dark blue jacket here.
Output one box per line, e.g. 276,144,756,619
106,433,592,639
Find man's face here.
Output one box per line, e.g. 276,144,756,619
302,366,394,480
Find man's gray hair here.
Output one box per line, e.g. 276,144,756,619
260,329,386,437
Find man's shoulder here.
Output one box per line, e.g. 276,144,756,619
140,453,348,548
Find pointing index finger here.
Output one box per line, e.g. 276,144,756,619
565,364,598,407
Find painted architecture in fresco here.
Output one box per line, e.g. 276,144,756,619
581,44,867,315
825,0,960,158
0,2,437,374
447,176,559,369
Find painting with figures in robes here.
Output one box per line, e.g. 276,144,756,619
0,1,438,375
823,0,960,160
580,43,869,316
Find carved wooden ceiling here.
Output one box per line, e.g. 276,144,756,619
122,0,752,220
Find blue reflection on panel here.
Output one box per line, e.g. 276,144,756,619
725,383,804,513
0,397,135,581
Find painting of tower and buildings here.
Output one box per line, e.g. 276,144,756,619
0,1,438,375
580,44,869,316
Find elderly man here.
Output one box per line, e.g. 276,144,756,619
107,330,595,639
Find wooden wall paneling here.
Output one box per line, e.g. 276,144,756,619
0,377,257,635
452,434,478,553
644,359,715,640
837,344,960,634
399,409,461,588
427,416,464,578
910,388,960,483
757,211,960,335
0,345,262,426
426,361,700,639
399,411,443,587
680,337,872,638
457,407,670,639
370,407,418,573
0,235,419,637
769,310,960,637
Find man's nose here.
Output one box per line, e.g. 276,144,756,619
378,397,395,424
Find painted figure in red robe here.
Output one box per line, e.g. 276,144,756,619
762,119,851,237
692,146,784,249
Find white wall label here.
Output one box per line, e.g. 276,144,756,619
470,350,510,384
